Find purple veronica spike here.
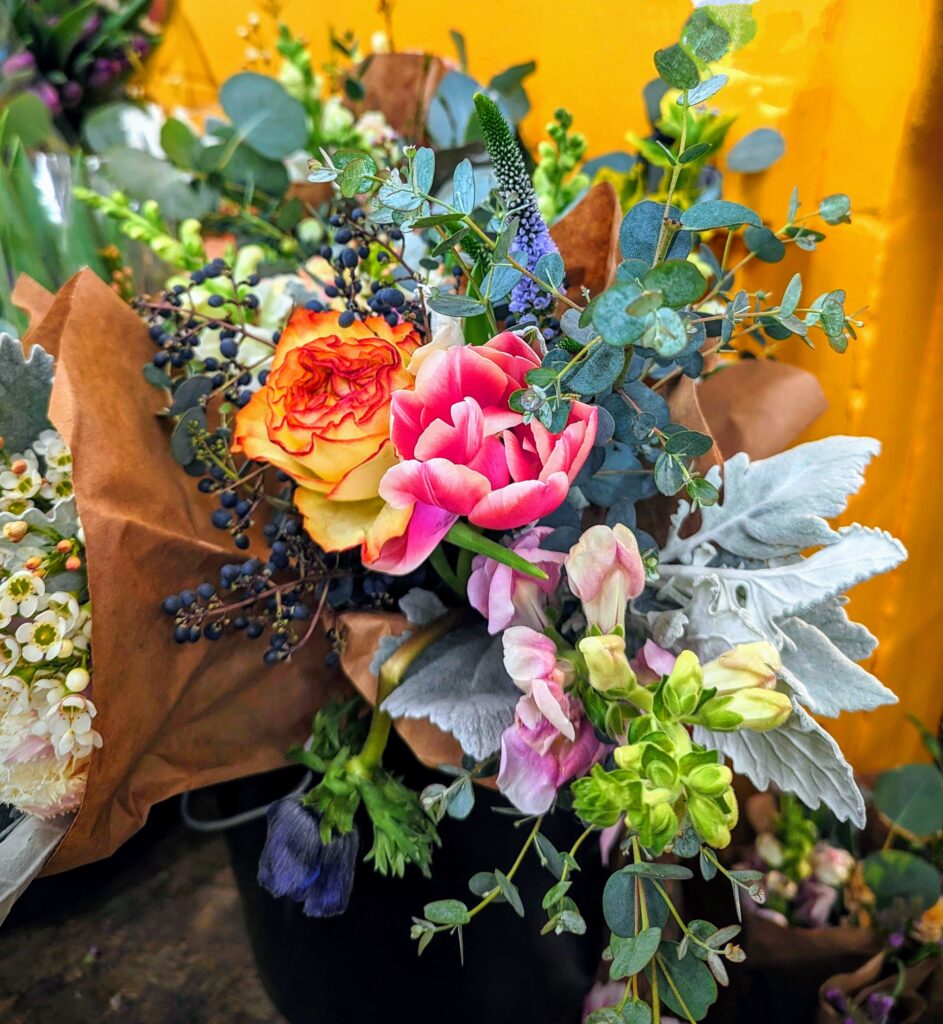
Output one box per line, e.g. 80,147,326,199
474,93,560,321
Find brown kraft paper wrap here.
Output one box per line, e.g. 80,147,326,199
15,271,345,874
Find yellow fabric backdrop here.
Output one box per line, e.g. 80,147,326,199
144,0,943,771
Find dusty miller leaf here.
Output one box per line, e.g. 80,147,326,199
658,527,906,645
695,705,865,826
661,436,882,563
398,589,448,626
0,334,54,453
777,616,895,718
381,625,518,759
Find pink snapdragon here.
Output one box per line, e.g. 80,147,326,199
632,640,677,684
365,333,597,575
498,703,607,815
467,527,566,634
565,524,646,633
502,625,574,738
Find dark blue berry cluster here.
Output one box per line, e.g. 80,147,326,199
136,258,268,411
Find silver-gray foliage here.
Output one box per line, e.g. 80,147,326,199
0,334,54,454
381,625,518,760
651,436,906,824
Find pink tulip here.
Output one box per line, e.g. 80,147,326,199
565,524,646,633
502,625,574,738
365,333,597,574
497,701,608,815
467,527,566,634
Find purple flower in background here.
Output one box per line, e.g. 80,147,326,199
60,81,84,108
80,13,102,42
889,930,905,949
88,57,122,91
258,799,359,918
2,51,36,77
866,991,896,1024
30,80,61,115
793,877,837,928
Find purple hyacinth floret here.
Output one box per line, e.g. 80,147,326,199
258,798,359,918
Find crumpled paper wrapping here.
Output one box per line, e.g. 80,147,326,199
11,182,828,872
15,271,346,874
817,950,941,1024
346,53,446,142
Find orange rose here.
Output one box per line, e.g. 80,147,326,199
233,309,420,553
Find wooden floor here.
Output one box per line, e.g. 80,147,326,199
0,804,285,1024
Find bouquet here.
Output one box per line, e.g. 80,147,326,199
139,6,904,1021
0,329,96,918
3,4,911,1022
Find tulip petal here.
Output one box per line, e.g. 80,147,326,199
413,398,485,464
380,458,492,515
414,345,511,426
469,473,570,530
364,502,458,575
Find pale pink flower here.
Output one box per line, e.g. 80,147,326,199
633,640,678,683
565,524,646,633
467,527,565,634
811,842,855,887
502,625,574,738
497,700,607,815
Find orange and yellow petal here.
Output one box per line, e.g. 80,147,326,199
327,439,400,502
293,488,411,554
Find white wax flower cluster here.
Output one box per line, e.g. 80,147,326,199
0,429,97,820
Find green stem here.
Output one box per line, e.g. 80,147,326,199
349,612,462,776
655,953,697,1024
652,89,690,266
467,815,543,920
429,544,464,598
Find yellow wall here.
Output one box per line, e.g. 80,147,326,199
145,0,943,771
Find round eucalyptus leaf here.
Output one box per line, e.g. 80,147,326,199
873,764,943,837
220,72,308,160
862,850,941,912
727,128,785,174
644,260,707,307
744,225,786,263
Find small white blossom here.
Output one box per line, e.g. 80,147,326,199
0,495,34,515
33,431,72,471
39,472,75,502
15,610,67,662
0,465,43,499
44,592,80,633
0,636,20,676
42,694,102,760
0,571,46,618
0,674,28,713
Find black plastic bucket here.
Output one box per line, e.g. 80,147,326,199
212,736,606,1024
